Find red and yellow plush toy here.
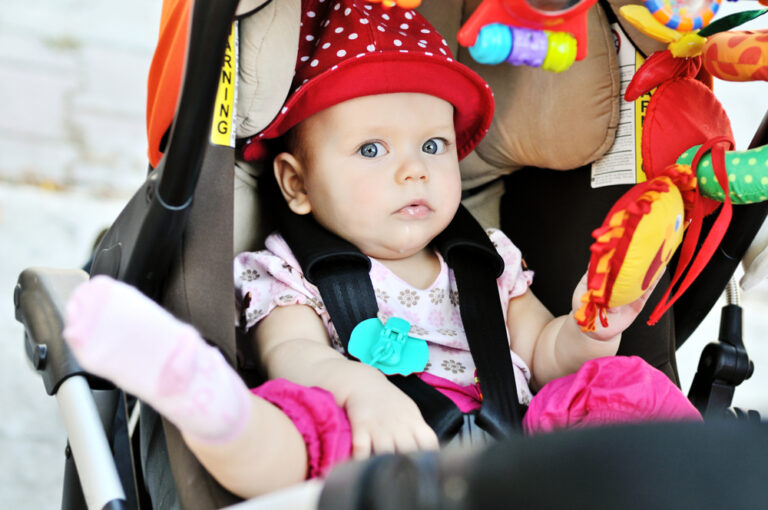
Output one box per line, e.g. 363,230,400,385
575,6,768,331
574,172,688,331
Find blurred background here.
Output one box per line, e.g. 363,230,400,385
1,1,766,508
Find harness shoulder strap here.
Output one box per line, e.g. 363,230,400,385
434,205,525,437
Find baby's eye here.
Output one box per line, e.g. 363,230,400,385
359,142,387,158
422,138,446,155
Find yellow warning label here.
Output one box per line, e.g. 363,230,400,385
634,52,650,184
210,22,237,147
591,24,654,188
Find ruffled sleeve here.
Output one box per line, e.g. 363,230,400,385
487,228,534,300
234,234,330,333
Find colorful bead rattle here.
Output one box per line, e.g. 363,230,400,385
458,0,597,73
469,23,577,73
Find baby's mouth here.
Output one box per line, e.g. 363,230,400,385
395,199,433,218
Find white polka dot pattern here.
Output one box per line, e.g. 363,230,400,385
290,0,457,96
242,0,495,164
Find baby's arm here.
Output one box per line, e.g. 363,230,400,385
256,305,438,458
507,274,655,389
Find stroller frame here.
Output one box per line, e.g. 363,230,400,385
14,0,768,508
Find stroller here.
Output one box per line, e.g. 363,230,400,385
14,0,768,508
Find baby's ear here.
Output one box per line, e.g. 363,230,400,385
273,152,312,215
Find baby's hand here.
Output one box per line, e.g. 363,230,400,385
572,272,659,341
343,379,438,459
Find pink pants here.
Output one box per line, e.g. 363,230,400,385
254,356,701,479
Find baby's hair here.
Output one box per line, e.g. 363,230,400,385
283,125,307,163
257,125,305,164
252,127,303,238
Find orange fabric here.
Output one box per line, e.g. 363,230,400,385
146,0,191,168
703,30,768,83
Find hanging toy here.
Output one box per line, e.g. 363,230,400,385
574,4,768,331
702,30,768,82
468,23,577,72
458,0,597,73
574,174,687,331
678,144,768,203
643,0,721,31
575,67,768,331
619,3,767,58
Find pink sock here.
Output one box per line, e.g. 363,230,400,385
63,275,250,444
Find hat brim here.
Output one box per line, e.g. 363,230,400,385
258,52,494,161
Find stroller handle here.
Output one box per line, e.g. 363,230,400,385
90,0,240,299
156,0,240,208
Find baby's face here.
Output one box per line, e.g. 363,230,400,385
294,93,461,260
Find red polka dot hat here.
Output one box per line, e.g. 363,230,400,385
246,0,494,161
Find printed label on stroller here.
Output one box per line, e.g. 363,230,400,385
210,22,238,148
591,22,651,188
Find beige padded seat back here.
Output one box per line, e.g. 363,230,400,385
418,1,622,187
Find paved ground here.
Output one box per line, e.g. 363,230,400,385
1,2,160,507
1,2,766,509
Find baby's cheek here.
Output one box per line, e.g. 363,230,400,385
352,186,381,205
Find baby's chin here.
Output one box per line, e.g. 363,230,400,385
358,239,432,261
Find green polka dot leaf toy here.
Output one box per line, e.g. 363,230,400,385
678,144,768,204
642,74,768,324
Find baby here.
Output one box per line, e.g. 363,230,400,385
63,0,696,500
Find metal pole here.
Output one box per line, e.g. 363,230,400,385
57,376,126,509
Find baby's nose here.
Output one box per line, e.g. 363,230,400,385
396,158,429,183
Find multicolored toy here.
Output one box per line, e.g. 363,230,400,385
458,0,597,72
679,145,768,203
574,175,686,331
619,3,768,63
643,0,721,31
468,23,578,72
702,30,768,82
575,43,768,331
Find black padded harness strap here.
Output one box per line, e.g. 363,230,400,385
434,206,524,437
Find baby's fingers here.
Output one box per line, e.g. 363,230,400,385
391,429,418,454
351,429,374,460
411,421,438,451
369,430,396,456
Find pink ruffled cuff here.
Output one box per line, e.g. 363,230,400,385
251,379,352,479
523,356,702,435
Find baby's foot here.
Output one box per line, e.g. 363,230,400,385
63,276,250,443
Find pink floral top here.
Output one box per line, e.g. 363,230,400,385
235,228,535,405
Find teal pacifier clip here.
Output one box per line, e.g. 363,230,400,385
348,317,428,376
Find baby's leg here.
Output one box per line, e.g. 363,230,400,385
63,275,250,443
63,276,350,497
